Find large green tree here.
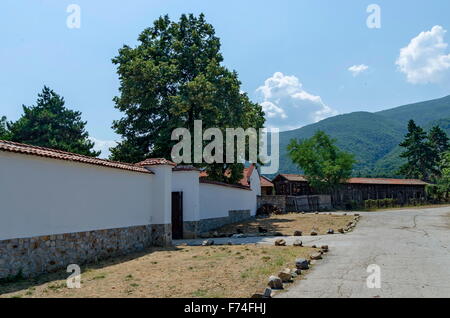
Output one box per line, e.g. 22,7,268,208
7,86,100,157
110,14,264,183
287,130,355,193
398,120,434,180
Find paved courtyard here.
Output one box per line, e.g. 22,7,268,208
280,207,450,298
176,206,450,298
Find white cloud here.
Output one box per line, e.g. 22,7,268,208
396,25,450,84
89,137,117,159
348,64,369,77
257,72,338,131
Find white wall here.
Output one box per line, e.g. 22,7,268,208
198,167,260,220
199,183,256,220
146,165,172,225
0,150,261,240
171,171,200,222
0,152,154,240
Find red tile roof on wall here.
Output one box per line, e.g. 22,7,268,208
199,164,256,187
346,178,428,185
0,139,152,174
260,175,274,187
136,158,176,167
240,165,255,187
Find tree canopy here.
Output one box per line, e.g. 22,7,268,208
0,116,8,139
287,130,355,192
109,14,265,183
7,86,100,157
438,151,450,195
398,120,449,181
428,125,449,178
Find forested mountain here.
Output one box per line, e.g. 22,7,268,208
275,95,450,178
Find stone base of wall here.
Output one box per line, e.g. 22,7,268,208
181,210,252,238
0,225,152,279
183,221,199,239
150,224,172,247
194,209,252,234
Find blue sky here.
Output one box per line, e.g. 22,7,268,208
1,0,450,156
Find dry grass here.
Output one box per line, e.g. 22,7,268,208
216,213,356,236
0,245,319,298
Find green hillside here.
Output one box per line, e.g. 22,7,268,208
377,95,450,126
275,95,450,178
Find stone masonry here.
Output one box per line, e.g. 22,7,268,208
0,225,158,279
150,224,172,247
183,209,252,237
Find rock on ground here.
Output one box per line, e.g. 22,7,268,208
278,268,292,282
310,252,323,260
268,275,283,289
202,239,214,246
295,258,309,270
275,239,287,246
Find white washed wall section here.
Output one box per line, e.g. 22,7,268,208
171,171,200,222
199,183,257,220
0,152,154,240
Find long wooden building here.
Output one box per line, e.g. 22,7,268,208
271,174,428,205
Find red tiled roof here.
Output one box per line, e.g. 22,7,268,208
277,174,308,182
136,158,176,167
239,165,255,187
274,174,428,185
274,173,427,186
199,164,256,187
0,139,152,174
346,178,428,185
199,178,251,191
260,175,274,187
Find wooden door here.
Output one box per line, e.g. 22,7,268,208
171,192,183,239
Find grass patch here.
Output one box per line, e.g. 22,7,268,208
91,274,106,280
